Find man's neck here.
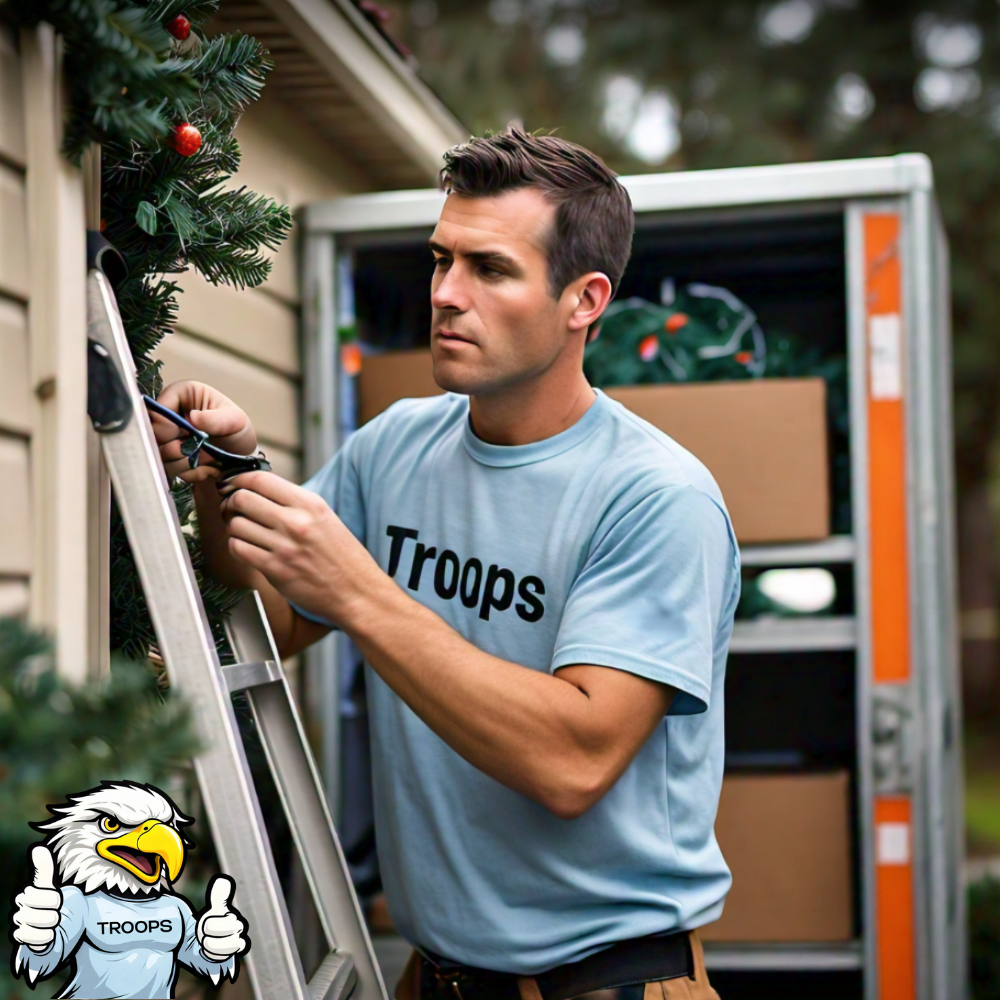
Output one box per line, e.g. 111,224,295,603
468,370,596,446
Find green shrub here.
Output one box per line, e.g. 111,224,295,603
972,876,1000,999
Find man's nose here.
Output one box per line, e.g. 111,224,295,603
431,262,468,313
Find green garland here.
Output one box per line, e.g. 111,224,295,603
8,0,293,660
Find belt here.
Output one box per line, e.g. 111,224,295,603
424,929,693,1000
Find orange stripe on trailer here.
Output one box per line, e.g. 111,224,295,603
865,212,915,998
875,796,916,999
865,212,910,684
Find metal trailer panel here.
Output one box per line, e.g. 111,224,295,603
301,230,344,820
905,186,965,1000
932,202,967,999
303,154,934,234
300,155,962,1000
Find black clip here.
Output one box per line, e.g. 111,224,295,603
88,339,133,433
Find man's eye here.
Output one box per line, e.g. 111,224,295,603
479,265,504,278
100,816,120,834
432,256,449,268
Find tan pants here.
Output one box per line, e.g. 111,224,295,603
394,932,720,1000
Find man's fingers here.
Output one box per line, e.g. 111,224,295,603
227,515,279,552
221,472,304,507
165,460,222,484
149,411,183,445
220,487,287,529
155,381,257,454
187,407,248,440
228,536,271,573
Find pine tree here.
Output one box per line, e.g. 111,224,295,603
8,0,293,660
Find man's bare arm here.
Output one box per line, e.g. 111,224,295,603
351,588,674,819
221,473,675,819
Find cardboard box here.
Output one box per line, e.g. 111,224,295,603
701,771,853,942
605,379,829,544
358,349,443,425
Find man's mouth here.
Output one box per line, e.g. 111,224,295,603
108,847,159,876
435,329,475,346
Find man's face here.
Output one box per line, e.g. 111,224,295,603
428,188,574,396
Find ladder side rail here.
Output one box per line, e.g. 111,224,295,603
226,594,389,1000
87,272,311,1000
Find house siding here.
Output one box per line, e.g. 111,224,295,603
0,26,31,619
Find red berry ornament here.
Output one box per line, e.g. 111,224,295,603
169,122,202,157
665,312,689,333
166,14,191,40
638,334,660,362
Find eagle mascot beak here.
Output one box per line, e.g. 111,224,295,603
97,820,185,885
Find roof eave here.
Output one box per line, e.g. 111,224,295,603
260,0,467,185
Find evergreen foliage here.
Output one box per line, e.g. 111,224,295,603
8,0,292,659
971,876,1000,999
0,616,201,999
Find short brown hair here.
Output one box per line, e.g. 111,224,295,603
440,125,634,299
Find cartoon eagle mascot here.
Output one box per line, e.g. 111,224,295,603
9,781,249,999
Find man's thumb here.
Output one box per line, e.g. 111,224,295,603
207,875,234,913
30,845,56,890
188,408,240,438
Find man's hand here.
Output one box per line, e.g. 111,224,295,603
220,472,384,626
152,381,258,484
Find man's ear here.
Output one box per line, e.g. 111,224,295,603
565,272,613,334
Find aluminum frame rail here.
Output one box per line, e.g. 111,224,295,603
86,270,387,1000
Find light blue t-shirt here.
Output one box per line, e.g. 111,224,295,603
299,390,740,975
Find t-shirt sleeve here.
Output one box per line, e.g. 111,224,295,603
288,434,368,627
551,485,739,716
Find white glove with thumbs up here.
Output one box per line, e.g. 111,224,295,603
12,846,62,953
195,875,248,962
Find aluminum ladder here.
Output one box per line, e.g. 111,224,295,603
86,267,388,1000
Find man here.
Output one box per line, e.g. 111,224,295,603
154,126,739,1000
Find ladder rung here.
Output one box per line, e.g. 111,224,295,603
221,659,282,691
309,951,357,1000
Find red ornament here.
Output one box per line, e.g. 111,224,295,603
165,14,191,40
638,334,659,362
169,122,202,157
665,312,689,334
341,343,363,377
735,350,753,365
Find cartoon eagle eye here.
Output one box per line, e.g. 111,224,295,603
99,816,120,834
